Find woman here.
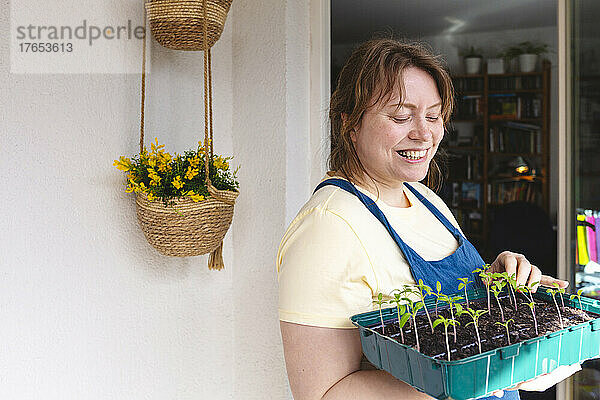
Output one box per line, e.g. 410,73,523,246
277,38,575,400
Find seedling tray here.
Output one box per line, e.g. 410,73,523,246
351,288,600,400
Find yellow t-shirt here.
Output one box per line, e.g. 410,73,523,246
276,175,463,329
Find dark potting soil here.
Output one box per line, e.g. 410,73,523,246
373,293,598,361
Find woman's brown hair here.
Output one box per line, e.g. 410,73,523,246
329,38,454,192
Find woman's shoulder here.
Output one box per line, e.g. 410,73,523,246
290,182,368,226
406,181,439,198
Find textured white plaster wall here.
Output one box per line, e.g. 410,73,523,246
1,0,313,398
231,0,310,398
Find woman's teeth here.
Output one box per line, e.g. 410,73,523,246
397,150,427,160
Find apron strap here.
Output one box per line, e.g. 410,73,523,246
403,182,464,241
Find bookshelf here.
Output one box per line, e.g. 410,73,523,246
441,61,551,256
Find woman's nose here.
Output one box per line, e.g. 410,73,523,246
408,118,432,141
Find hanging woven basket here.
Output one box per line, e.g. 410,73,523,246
135,185,238,259
145,0,233,51
130,5,237,269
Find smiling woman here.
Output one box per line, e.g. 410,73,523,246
276,37,571,400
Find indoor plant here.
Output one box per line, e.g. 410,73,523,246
486,51,506,74
459,46,483,75
503,41,550,73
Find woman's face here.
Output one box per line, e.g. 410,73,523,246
350,67,444,187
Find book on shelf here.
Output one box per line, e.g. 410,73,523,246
453,77,484,92
488,93,542,120
460,182,482,208
489,94,517,120
448,153,482,180
488,75,543,91
455,95,483,119
488,122,541,154
487,180,540,205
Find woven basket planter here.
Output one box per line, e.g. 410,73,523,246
145,0,233,51
135,186,238,258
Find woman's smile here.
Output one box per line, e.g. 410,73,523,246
395,148,430,162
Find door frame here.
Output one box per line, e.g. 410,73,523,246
309,0,331,186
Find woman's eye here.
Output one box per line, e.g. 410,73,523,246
427,116,440,121
392,116,410,123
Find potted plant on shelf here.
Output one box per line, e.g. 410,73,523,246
486,51,506,74
459,46,483,75
503,41,550,73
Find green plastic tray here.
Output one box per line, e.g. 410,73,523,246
350,288,600,400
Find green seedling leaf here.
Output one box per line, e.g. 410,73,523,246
455,303,463,315
495,318,515,345
546,288,564,329
399,313,411,329
415,280,434,333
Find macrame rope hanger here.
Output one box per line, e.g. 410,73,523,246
138,1,231,270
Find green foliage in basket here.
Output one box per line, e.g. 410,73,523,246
114,138,239,206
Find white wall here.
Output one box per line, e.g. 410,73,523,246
0,0,315,398
231,0,310,398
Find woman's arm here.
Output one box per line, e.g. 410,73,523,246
280,321,434,400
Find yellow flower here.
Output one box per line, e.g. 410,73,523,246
147,192,157,202
184,166,199,180
148,168,161,186
140,148,149,163
125,184,135,193
187,190,205,202
213,156,229,171
134,182,148,193
148,156,157,168
189,156,200,168
157,163,168,173
150,137,165,154
158,152,172,165
172,176,184,189
113,156,133,172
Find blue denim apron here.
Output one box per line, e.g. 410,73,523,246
314,178,519,400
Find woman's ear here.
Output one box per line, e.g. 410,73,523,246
349,127,357,143
341,113,358,143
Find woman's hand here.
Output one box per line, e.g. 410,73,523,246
491,362,582,396
487,251,568,292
